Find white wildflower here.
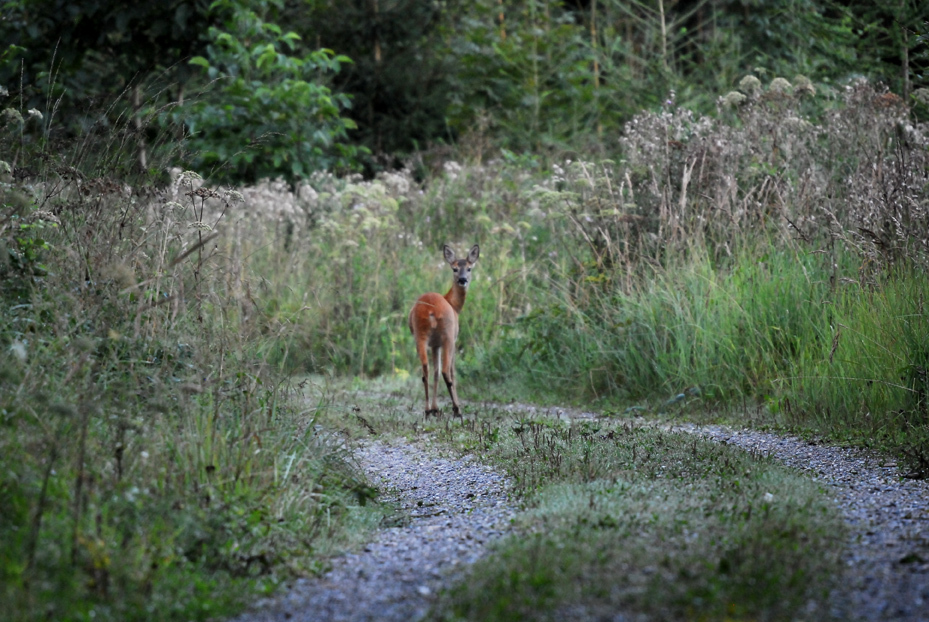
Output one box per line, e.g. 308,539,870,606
379,171,411,195
9,341,27,363
443,161,463,179
793,75,815,97
722,91,747,108
27,108,42,120
224,189,244,203
1,107,23,126
297,183,319,203
783,116,811,131
179,170,203,182
738,75,762,95
769,77,793,94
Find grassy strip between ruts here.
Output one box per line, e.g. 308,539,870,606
319,378,847,621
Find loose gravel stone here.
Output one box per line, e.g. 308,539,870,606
231,439,517,622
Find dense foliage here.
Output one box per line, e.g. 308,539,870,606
2,0,927,177
175,0,362,181
183,78,928,470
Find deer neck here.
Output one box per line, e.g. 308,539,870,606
444,284,467,314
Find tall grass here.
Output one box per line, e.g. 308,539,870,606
0,102,383,620
779,271,929,447
477,246,835,401
202,77,929,470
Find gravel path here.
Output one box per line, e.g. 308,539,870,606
667,422,929,622
232,413,929,622
231,440,516,622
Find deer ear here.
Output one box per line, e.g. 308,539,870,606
443,244,457,265
468,244,480,264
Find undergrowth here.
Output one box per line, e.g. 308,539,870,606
0,118,383,620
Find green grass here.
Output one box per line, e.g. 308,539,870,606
176,80,929,477
0,323,386,622
220,114,929,473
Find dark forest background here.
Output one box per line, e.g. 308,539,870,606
2,0,927,180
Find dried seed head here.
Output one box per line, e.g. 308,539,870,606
105,263,137,289
722,91,747,108
793,75,815,97
1,107,24,126
738,75,762,95
769,77,793,94
186,186,221,199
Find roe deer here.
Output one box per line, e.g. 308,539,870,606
408,244,480,417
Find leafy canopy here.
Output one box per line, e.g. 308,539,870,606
172,0,364,181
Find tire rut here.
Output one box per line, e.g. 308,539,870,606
667,422,929,621
231,439,516,622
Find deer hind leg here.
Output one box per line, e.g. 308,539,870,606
416,341,432,417
441,346,461,417
429,346,441,415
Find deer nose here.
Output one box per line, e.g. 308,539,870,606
458,277,468,285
